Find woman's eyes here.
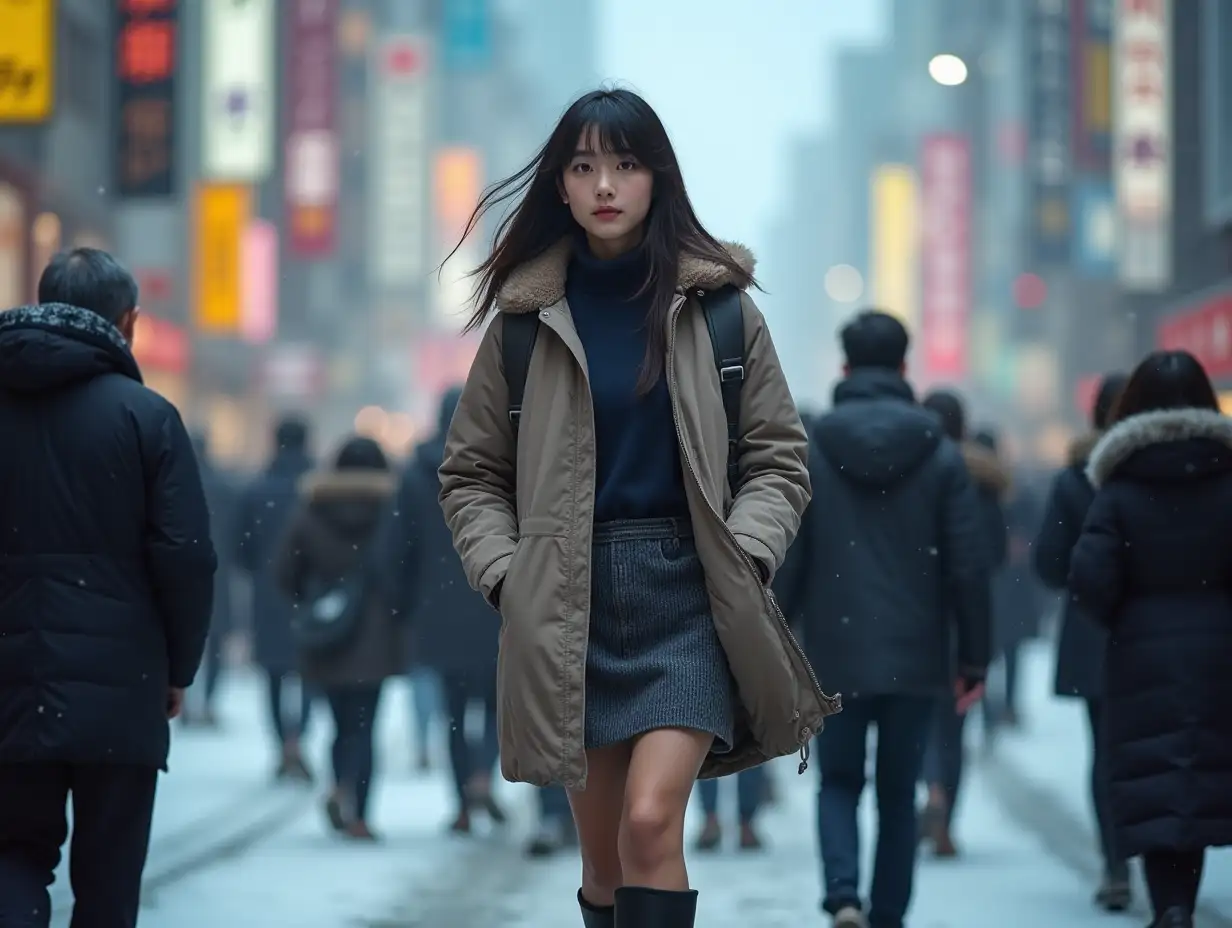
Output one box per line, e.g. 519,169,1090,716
570,160,639,173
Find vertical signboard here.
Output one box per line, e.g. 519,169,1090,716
114,0,179,199
0,185,25,309
433,147,482,325
1026,0,1073,269
920,134,972,381
442,0,491,71
1113,0,1171,291
370,35,431,289
1071,0,1117,279
0,0,54,123
194,184,251,333
284,0,339,258
241,219,279,344
202,0,276,180
869,165,919,332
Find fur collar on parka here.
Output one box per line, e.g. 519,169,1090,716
961,441,1011,497
496,237,756,313
1068,432,1102,467
1087,408,1232,488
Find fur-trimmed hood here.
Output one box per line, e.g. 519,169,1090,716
496,237,756,313
0,302,141,392
1087,408,1232,488
962,441,1011,496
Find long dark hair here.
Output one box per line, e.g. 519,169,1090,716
448,88,752,391
1111,350,1220,423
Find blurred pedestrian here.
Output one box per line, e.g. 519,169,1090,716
1070,351,1232,928
184,431,239,727
1034,371,1131,912
235,416,316,782
788,312,991,928
524,786,580,858
693,765,767,851
276,436,403,842
917,391,1008,859
386,387,505,832
0,249,216,927
438,88,829,928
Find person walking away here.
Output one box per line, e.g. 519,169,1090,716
916,392,1008,860
1033,371,1131,912
235,416,316,782
525,786,580,858
386,386,505,832
693,764,767,851
438,88,835,928
276,436,403,841
0,249,216,927
1070,351,1232,928
184,431,239,727
991,430,1044,732
789,310,991,928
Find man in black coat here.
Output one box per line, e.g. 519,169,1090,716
0,248,216,926
234,417,315,780
785,311,990,928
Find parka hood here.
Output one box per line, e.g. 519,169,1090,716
496,238,756,313
0,303,142,394
814,368,942,488
961,441,1011,496
1087,408,1232,488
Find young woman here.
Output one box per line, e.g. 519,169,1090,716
438,88,838,927
276,436,403,841
1070,351,1232,928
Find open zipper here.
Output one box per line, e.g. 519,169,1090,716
666,291,833,775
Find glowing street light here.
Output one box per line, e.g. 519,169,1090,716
824,264,864,304
928,53,968,87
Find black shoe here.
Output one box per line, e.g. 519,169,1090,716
614,887,697,928
578,890,615,928
1095,873,1132,912
1152,907,1193,928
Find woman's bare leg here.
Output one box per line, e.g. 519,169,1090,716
618,728,713,889
569,741,632,907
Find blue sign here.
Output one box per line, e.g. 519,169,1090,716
443,0,491,71
1025,0,1073,269
1073,178,1117,279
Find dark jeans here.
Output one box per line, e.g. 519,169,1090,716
267,669,313,744
539,785,572,821
326,684,383,821
697,765,765,822
441,670,499,807
1143,848,1205,916
0,763,157,928
817,694,932,928
922,696,965,824
1085,698,1124,875
1003,643,1020,714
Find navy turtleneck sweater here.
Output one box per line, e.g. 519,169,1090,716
565,240,689,523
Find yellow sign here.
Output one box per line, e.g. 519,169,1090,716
194,184,251,333
870,165,919,331
0,0,54,122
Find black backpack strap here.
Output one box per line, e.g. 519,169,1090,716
700,285,745,492
501,313,540,444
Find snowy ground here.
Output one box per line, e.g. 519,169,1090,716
42,653,1232,926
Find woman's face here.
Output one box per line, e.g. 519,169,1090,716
561,126,653,259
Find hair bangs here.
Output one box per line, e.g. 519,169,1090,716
568,92,671,171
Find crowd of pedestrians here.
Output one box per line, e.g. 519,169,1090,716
1,88,1231,928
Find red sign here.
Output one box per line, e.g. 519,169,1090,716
283,0,339,257
114,0,178,198
1157,291,1232,380
132,312,189,374
920,133,972,380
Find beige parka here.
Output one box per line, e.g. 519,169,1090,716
439,237,841,789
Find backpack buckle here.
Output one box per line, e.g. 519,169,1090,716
720,364,745,383
508,408,522,424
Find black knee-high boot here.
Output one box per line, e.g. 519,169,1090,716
578,889,615,928
614,886,698,927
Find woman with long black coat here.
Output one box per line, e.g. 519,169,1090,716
1070,351,1232,928
1034,371,1130,912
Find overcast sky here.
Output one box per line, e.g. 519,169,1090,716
598,0,887,255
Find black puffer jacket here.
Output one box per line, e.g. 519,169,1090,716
789,368,991,697
1070,408,1232,855
386,388,499,678
1034,433,1107,699
0,304,216,769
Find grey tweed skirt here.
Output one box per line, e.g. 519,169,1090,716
585,517,737,753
